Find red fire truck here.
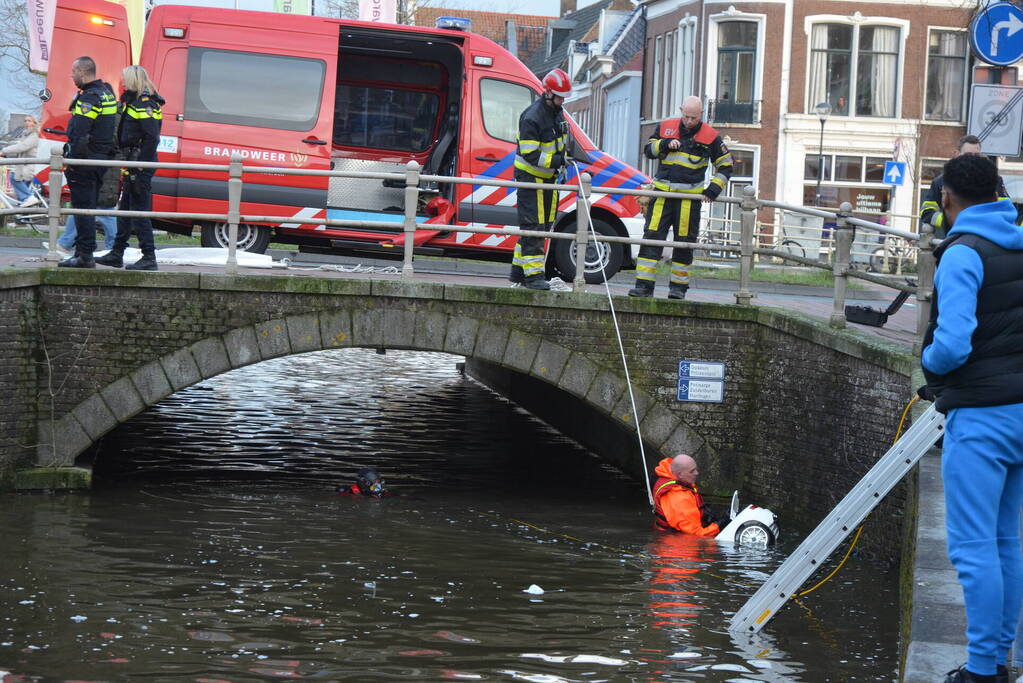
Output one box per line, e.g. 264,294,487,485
41,0,650,281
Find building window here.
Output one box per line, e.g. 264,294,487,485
677,20,697,112
708,148,756,245
663,31,675,118
712,21,758,124
808,23,900,117
651,34,663,120
926,30,968,121
802,152,892,216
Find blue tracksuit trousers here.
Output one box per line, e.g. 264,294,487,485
942,403,1023,676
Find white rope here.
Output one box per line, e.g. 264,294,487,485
572,162,653,507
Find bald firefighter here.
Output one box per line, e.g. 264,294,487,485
629,96,732,299
509,68,572,291
652,454,724,536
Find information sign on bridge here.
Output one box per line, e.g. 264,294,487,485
677,361,726,403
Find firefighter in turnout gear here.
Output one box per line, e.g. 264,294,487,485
96,66,165,271
629,96,733,299
509,68,572,291
59,56,118,269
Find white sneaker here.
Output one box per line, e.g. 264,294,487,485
19,195,41,207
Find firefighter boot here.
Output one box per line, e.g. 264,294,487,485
522,274,551,291
627,280,654,297
944,665,998,683
668,283,688,300
58,247,96,269
95,248,124,268
126,251,158,271
509,265,524,284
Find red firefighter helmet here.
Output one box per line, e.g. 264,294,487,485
542,68,572,98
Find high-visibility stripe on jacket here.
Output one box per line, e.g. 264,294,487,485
514,97,568,179
67,79,117,159
118,89,166,167
645,119,732,199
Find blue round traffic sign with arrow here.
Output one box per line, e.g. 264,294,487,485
971,1,1023,66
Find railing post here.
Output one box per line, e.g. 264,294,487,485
226,153,243,275
914,222,936,356
45,150,64,261
573,172,592,291
735,185,757,305
402,160,421,281
829,201,853,328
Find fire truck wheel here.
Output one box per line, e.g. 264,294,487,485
552,218,624,284
200,222,271,254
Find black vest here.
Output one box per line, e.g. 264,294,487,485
922,232,1023,411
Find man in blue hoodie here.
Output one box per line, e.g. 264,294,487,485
920,153,1023,683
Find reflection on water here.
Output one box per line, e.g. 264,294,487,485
0,349,898,681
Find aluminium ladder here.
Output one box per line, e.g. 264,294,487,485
729,404,945,634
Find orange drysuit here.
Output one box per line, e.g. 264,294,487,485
652,457,720,536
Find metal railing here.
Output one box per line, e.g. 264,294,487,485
1,150,934,350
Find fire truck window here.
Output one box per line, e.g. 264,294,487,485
185,48,324,131
333,86,439,152
480,79,535,143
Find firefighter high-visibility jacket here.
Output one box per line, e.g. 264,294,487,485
645,119,732,199
651,457,720,537
118,89,165,168
66,79,118,160
514,98,568,179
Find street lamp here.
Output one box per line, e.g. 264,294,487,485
814,102,831,207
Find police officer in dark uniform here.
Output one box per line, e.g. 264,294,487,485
59,56,118,269
96,65,165,271
509,68,572,291
629,96,733,299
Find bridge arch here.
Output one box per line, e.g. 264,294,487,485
46,307,708,477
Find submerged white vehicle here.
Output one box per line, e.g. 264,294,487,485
715,491,780,548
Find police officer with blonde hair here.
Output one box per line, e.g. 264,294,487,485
96,65,165,271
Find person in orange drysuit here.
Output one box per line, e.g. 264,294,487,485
652,454,723,536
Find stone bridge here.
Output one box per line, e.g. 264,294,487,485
0,268,915,559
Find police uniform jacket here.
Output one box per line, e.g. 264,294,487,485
514,98,568,180
118,89,165,169
645,119,732,199
67,79,118,159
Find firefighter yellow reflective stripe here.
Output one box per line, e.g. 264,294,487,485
715,152,733,165
921,200,944,228
515,156,558,178
518,139,540,153
670,261,690,284
636,257,658,281
710,174,727,190
677,199,693,238
650,139,661,156
662,152,710,169
652,179,704,193
536,188,546,223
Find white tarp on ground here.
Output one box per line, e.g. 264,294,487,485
45,245,278,269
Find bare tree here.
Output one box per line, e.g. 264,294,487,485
0,0,44,112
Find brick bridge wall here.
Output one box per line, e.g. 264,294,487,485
0,269,915,563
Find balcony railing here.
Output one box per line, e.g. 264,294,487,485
707,99,761,125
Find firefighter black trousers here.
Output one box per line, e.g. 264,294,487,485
635,194,701,285
113,172,156,254
512,170,558,278
67,165,108,254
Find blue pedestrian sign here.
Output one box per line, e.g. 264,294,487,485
970,2,1023,67
884,161,906,186
677,361,726,403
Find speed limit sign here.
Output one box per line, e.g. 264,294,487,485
968,84,1023,156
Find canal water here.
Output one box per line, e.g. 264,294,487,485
1,349,898,682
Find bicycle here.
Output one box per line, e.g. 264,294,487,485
0,182,50,233
868,233,916,274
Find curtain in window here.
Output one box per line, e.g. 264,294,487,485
808,25,829,112
869,27,898,117
928,32,964,120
